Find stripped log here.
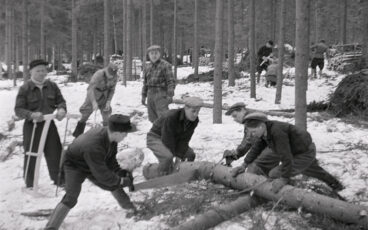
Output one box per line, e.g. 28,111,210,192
173,195,260,230
172,161,368,227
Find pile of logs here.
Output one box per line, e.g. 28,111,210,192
328,44,363,73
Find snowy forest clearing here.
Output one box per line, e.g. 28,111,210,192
0,68,368,229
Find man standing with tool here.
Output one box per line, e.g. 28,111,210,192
15,59,67,188
256,41,274,83
46,114,136,229
141,45,176,123
72,61,119,138
143,97,203,179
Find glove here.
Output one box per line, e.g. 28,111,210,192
167,96,173,104
30,112,44,122
120,176,134,190
231,163,248,177
56,108,66,121
141,96,146,105
271,177,289,193
103,102,111,112
92,101,99,111
223,150,238,166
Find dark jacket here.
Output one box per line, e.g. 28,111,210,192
235,118,252,159
64,127,126,190
150,108,198,159
257,46,273,62
244,120,313,178
15,79,67,120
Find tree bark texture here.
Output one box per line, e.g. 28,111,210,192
104,0,111,66
40,0,45,59
173,0,177,79
193,0,199,78
142,0,147,72
227,0,235,87
150,0,154,45
249,0,256,98
22,0,29,80
275,0,286,104
126,0,133,81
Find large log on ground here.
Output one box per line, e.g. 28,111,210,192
174,161,368,227
172,195,260,230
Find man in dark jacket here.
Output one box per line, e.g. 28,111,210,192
15,59,67,188
45,114,136,229
257,41,274,83
143,97,203,179
231,112,344,193
141,45,176,123
310,40,329,78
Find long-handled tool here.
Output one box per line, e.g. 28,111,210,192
55,117,70,196
24,121,37,185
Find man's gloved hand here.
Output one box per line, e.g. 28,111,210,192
92,101,99,111
141,96,146,105
167,96,173,104
223,150,238,166
120,176,134,189
231,163,248,177
271,177,289,193
56,108,66,121
30,112,44,122
103,101,111,112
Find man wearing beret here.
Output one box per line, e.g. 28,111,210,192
72,61,119,138
141,45,176,123
143,97,203,179
15,59,67,188
46,114,136,229
231,112,344,193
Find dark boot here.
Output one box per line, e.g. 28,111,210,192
111,187,135,210
72,121,86,138
45,203,70,230
328,179,345,192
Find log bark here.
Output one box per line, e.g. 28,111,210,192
175,162,368,227
173,195,260,230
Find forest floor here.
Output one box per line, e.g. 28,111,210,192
0,67,367,230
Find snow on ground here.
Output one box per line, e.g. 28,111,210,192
0,67,367,229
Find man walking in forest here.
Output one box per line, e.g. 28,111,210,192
142,97,203,179
15,59,67,188
257,40,274,83
310,40,329,78
72,61,119,138
141,45,176,123
231,112,344,193
45,114,136,229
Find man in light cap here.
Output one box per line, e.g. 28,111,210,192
72,61,120,137
15,59,67,188
46,114,137,229
143,96,203,179
231,112,344,194
142,45,176,122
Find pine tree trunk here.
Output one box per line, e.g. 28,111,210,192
22,0,29,80
193,0,199,78
275,0,285,104
123,0,127,85
295,0,310,130
271,0,276,42
150,0,153,45
71,0,78,81
142,0,147,72
126,0,132,81
227,0,235,86
361,0,368,69
213,0,224,124
249,0,256,98
11,7,16,86
104,0,111,66
40,0,45,59
172,0,177,79
113,15,118,54
340,0,347,44
5,0,11,77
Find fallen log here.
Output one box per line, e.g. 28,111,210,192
172,195,260,230
171,161,368,227
172,99,294,118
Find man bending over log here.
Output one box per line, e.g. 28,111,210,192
143,97,203,179
231,112,344,193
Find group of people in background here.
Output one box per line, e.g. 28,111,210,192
14,41,339,229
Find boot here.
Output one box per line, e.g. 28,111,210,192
328,179,345,192
45,203,70,230
111,187,135,210
72,121,86,138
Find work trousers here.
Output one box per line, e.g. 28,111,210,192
147,88,170,123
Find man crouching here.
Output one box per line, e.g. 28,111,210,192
46,114,136,229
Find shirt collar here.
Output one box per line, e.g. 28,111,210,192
29,79,50,90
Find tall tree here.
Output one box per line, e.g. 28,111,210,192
213,0,224,124
150,0,153,45
22,0,29,80
71,0,78,81
227,0,235,86
123,0,127,85
142,0,147,72
172,0,177,79
295,0,310,130
5,0,11,77
126,0,132,81
275,0,286,104
193,0,199,78
249,0,256,98
340,0,347,44
113,14,118,54
40,0,45,59
361,0,368,69
104,0,111,66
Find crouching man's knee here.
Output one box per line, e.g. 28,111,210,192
247,163,267,176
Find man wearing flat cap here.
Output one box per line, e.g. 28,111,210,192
143,96,203,179
142,45,176,123
15,59,67,188
72,61,119,138
231,112,344,194
46,114,137,229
